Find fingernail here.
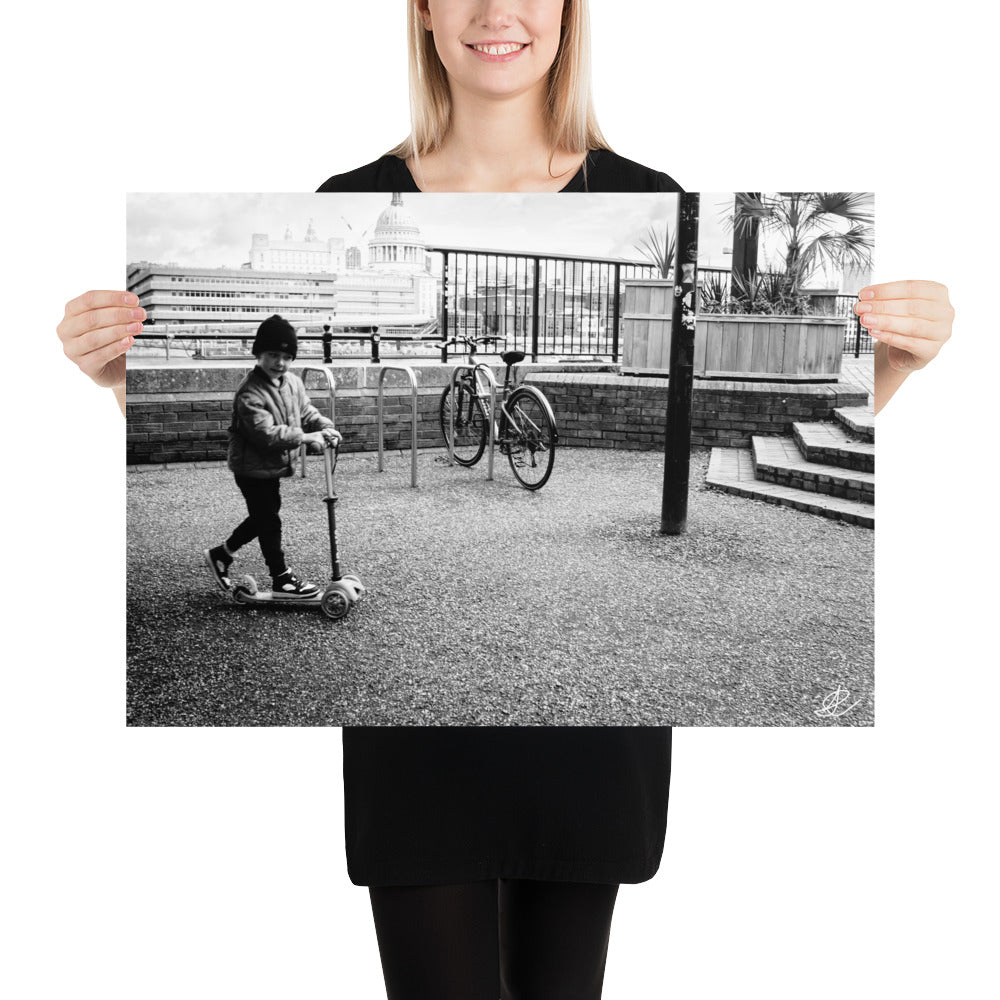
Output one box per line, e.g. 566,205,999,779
129,308,142,320
122,335,135,347
126,321,142,333
123,293,138,306
859,289,875,300
855,302,872,314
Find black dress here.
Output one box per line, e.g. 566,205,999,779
320,149,682,888
318,147,682,194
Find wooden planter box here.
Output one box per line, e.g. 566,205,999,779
696,314,846,380
620,279,675,371
621,280,847,381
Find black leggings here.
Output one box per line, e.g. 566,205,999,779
368,879,619,1000
226,475,287,578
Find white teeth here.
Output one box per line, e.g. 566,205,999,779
472,42,526,55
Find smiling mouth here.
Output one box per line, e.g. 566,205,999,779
467,42,529,56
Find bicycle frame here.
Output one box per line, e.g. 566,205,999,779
443,334,557,488
447,362,498,480
453,361,550,454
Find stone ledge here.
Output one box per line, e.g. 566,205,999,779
126,363,872,465
707,447,874,528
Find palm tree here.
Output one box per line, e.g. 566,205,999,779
729,193,874,296
634,221,676,279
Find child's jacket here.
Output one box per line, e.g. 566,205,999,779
227,366,334,478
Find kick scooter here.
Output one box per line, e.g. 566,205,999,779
231,440,365,620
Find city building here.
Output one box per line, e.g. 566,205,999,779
125,264,338,333
248,220,345,273
126,193,438,342
367,192,427,272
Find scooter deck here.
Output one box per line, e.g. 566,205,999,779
232,589,323,607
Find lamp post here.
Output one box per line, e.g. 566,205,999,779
322,314,333,364
660,193,700,536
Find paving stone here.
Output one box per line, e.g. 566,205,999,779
752,436,875,502
793,420,876,473
834,405,875,442
706,446,875,528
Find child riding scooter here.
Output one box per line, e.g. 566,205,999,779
203,314,362,617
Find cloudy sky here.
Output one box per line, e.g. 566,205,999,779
125,192,871,281
126,192,741,270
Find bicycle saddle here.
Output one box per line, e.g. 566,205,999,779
501,350,526,366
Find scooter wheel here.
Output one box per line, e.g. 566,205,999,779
233,575,258,603
321,584,353,621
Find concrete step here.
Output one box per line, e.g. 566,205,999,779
792,421,875,474
752,436,875,504
706,447,874,528
833,406,875,442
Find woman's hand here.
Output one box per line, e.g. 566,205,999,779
856,280,953,414
855,280,954,373
57,290,144,390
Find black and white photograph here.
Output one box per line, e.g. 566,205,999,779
10,0,994,997
126,190,876,728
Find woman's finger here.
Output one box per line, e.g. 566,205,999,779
62,320,143,360
858,279,950,302
76,334,135,379
868,327,938,359
63,289,138,319
859,313,941,341
854,297,953,322
58,305,146,346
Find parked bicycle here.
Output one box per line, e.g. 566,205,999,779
437,335,558,490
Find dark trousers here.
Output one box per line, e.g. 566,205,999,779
368,879,620,1000
226,475,287,578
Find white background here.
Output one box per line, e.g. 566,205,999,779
3,2,996,997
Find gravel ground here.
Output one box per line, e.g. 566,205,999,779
127,447,874,727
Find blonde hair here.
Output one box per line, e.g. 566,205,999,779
387,0,611,172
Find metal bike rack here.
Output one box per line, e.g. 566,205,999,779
448,364,497,482
298,366,337,478
377,364,419,488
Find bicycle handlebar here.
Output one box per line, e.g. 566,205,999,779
431,334,506,351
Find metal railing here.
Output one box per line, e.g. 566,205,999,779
429,246,658,363
297,366,337,477
376,365,419,488
131,255,873,364
131,325,417,363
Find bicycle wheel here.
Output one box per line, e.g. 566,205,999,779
440,382,487,466
503,386,557,490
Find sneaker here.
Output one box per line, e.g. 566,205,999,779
271,571,320,599
204,546,233,591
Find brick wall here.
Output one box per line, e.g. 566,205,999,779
126,364,454,465
526,372,869,450
126,364,869,465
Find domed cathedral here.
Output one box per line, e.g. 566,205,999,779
368,193,426,273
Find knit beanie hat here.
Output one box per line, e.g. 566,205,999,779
252,314,298,360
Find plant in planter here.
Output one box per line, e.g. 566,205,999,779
633,221,676,279
623,195,872,379
699,272,729,313
728,192,874,304
731,269,810,315
689,195,874,379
